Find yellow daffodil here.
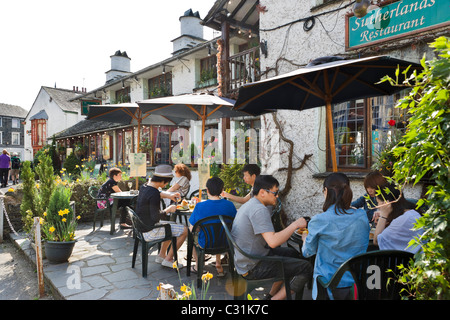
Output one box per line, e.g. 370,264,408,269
76,215,81,220
180,284,188,292
62,218,67,222
58,210,65,216
43,212,47,217
39,218,44,225
7,188,14,193
184,290,192,298
36,183,40,189
172,261,179,270
157,285,160,291
201,272,213,282
49,226,55,233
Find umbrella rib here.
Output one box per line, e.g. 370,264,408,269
332,67,367,98
186,104,203,119
300,72,322,110
90,107,131,120
289,81,325,100
234,74,305,109
339,70,391,95
299,75,325,98
207,105,223,118
143,104,176,113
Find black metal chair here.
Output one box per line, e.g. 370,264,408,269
186,215,234,288
126,206,178,278
188,189,208,201
219,215,301,300
88,185,113,232
317,250,414,300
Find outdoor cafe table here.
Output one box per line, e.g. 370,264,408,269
110,191,139,234
172,207,193,226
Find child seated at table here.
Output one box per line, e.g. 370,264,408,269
97,167,131,229
189,177,237,276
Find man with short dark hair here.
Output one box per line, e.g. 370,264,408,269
231,175,312,300
189,177,237,275
135,165,187,268
221,164,261,204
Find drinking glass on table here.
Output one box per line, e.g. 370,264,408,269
128,182,133,190
188,199,195,211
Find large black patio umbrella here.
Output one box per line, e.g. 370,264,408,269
233,55,421,171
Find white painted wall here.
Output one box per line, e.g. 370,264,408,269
258,0,424,220
24,88,84,161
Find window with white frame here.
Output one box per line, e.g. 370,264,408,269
12,118,20,128
12,132,20,145
0,118,2,127
0,131,2,144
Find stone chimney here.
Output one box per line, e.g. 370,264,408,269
171,9,205,55
105,50,132,83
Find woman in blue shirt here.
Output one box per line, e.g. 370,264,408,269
302,173,370,300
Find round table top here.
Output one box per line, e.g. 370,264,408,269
111,191,139,199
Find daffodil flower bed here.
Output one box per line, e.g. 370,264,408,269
157,261,214,300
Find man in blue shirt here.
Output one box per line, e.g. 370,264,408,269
189,177,237,276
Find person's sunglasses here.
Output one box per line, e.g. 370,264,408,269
264,189,279,196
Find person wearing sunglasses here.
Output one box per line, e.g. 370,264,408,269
231,175,312,300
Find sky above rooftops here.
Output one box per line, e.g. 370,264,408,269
0,0,216,111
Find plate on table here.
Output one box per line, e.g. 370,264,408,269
176,205,189,211
294,228,308,236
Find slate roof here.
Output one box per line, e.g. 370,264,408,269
29,109,48,120
42,86,81,113
0,103,28,118
53,119,125,139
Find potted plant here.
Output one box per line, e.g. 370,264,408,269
40,185,80,264
139,138,153,163
74,143,86,158
57,145,66,156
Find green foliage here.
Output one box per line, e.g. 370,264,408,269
34,153,56,214
20,161,39,233
41,185,79,241
380,36,450,299
63,152,82,176
218,162,251,196
70,179,101,222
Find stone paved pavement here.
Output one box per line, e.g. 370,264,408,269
9,221,282,300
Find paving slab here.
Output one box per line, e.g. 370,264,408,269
9,220,311,300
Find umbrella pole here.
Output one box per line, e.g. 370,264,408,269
199,109,206,200
135,119,141,190
326,100,338,172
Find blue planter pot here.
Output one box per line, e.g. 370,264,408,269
44,241,76,264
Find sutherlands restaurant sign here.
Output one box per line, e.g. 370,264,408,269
346,0,450,50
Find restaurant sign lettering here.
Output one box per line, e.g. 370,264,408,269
346,0,450,50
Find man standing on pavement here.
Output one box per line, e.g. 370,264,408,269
231,175,312,300
10,152,21,185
